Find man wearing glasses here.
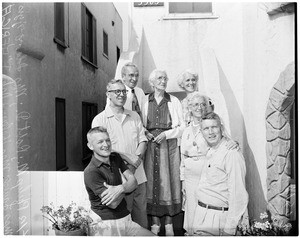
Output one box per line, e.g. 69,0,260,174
92,79,148,229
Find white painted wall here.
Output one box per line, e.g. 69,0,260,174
18,172,90,235
121,2,295,220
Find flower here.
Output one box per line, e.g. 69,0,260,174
237,211,292,236
41,202,93,233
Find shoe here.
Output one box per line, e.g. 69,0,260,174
165,224,174,236
151,224,161,235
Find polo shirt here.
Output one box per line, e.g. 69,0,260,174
84,153,130,220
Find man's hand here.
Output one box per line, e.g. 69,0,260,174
100,182,124,206
153,132,166,144
127,164,136,174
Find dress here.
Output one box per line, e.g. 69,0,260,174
144,92,184,216
180,124,208,235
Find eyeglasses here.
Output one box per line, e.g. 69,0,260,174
191,102,207,109
107,89,128,96
156,76,168,82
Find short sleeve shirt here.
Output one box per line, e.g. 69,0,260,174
84,153,130,220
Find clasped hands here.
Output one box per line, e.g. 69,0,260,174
145,130,166,144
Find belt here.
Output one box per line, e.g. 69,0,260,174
198,201,228,211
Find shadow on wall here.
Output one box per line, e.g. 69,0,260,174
216,59,267,220
140,27,157,94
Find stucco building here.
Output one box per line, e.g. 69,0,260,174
2,1,297,235
3,2,123,171
116,1,296,231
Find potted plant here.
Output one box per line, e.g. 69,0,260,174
237,211,292,236
41,202,93,236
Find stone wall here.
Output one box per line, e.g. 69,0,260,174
265,62,295,222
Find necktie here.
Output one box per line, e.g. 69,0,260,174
131,89,143,120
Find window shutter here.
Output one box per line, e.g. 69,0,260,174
92,16,97,65
81,4,86,57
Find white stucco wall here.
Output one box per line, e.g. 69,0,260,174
121,2,295,220
242,2,295,217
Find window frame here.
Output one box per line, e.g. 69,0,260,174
81,3,98,68
164,2,218,20
82,102,98,167
116,46,120,64
55,98,68,171
54,2,69,48
103,30,109,59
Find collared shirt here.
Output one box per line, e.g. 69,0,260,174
91,106,148,184
84,153,130,220
196,138,248,235
123,85,145,113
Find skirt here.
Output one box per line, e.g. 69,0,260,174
144,138,181,217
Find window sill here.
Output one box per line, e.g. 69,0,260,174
57,166,69,171
53,37,68,48
81,56,98,69
163,14,219,20
102,52,109,60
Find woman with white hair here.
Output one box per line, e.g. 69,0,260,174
177,69,199,126
180,92,238,235
142,69,185,236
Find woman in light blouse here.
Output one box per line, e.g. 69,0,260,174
180,92,238,236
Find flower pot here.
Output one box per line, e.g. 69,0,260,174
54,228,87,236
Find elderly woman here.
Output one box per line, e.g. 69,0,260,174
142,69,185,236
180,92,238,236
177,69,199,125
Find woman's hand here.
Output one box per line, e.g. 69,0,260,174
226,139,239,150
145,130,155,141
153,132,166,144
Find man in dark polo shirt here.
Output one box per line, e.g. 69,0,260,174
84,126,154,236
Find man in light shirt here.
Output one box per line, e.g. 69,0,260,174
121,62,146,120
92,79,148,229
107,62,146,120
193,112,248,236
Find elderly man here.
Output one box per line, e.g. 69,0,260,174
193,112,248,236
84,126,154,236
92,79,148,229
121,62,145,120
107,63,145,120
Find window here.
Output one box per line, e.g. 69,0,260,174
54,3,68,47
81,4,97,67
169,2,212,14
116,46,120,64
55,98,67,171
103,30,108,58
82,102,98,167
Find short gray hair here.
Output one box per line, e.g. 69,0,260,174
177,69,198,90
186,92,214,111
106,79,125,91
201,112,222,127
87,126,109,142
121,62,139,77
148,69,168,88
